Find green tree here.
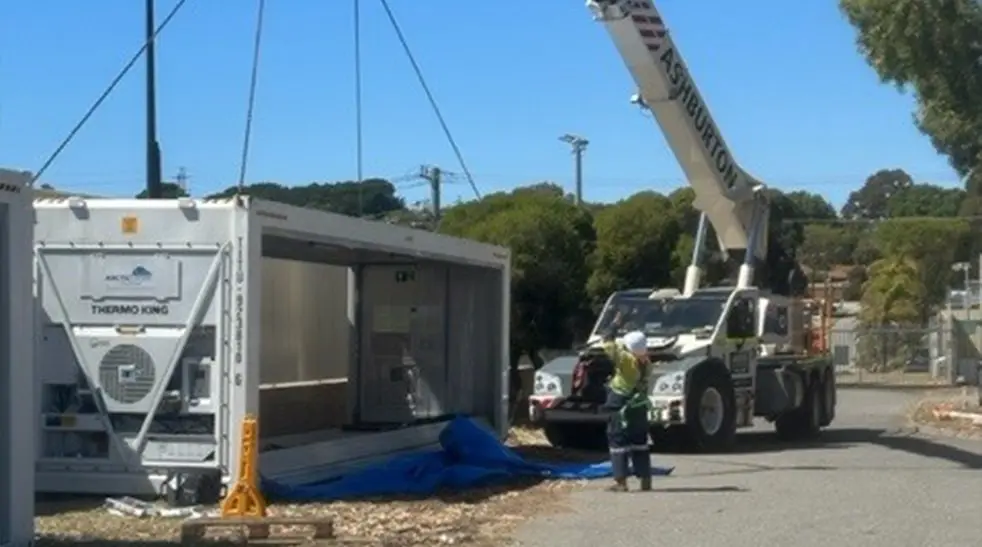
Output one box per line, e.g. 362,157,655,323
839,0,982,207
850,225,880,264
206,178,405,218
668,187,700,233
842,266,867,301
871,217,970,316
799,224,855,273
439,187,595,380
887,183,965,217
785,190,837,220
664,187,727,288
763,189,808,295
669,188,808,295
857,256,925,371
840,168,913,219
668,233,728,289
587,191,681,304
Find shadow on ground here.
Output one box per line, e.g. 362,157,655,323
648,485,748,493
837,383,954,392
697,426,982,471
511,444,608,465
286,476,555,505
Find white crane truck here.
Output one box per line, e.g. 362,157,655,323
527,0,835,452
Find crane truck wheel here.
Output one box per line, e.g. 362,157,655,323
682,363,737,452
819,368,836,426
774,372,822,440
544,422,606,451
544,422,569,448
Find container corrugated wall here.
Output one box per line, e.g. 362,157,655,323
260,258,351,384
259,258,351,437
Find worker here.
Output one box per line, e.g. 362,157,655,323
603,330,653,492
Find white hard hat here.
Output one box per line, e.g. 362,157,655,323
622,330,647,356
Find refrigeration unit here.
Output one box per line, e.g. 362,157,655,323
34,196,510,497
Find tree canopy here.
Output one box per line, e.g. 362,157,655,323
840,0,982,212
205,178,405,218
587,191,680,305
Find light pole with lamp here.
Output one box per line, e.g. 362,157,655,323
559,134,588,205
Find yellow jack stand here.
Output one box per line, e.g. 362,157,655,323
220,414,267,518
180,414,332,544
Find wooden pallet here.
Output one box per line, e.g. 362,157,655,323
180,516,334,545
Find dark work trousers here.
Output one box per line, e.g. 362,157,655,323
604,389,652,481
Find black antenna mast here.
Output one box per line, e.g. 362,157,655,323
145,0,163,198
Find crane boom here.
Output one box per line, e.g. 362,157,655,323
586,0,769,274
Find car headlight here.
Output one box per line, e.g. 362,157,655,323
534,372,562,395
653,372,684,394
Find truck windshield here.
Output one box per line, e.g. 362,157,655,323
594,293,728,338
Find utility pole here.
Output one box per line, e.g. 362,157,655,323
559,133,588,205
145,0,163,199
175,166,189,195
419,165,442,224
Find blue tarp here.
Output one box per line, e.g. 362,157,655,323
262,416,673,502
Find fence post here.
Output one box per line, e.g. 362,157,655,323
947,311,958,384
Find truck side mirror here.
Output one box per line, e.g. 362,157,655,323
726,301,754,339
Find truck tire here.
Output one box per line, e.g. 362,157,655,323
683,363,737,452
819,368,836,426
775,372,821,440
544,422,606,451
544,422,570,448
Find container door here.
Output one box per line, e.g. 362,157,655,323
406,263,447,419
359,265,419,424
0,203,10,545
359,264,448,424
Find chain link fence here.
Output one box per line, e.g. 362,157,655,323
830,322,953,386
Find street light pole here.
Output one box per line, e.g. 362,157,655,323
559,133,589,205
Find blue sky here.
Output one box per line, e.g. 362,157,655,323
0,0,960,209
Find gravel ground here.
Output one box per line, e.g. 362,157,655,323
34,429,596,546
909,388,982,439
512,389,982,547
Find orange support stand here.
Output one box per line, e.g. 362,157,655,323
220,414,267,518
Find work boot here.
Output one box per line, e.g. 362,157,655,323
631,448,652,486
606,479,628,493
608,450,629,492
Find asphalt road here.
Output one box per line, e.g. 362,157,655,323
512,389,982,547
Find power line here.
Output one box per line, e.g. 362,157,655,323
236,0,267,193
176,166,190,194
30,0,189,186
377,0,481,199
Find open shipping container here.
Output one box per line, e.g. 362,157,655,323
34,196,510,497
